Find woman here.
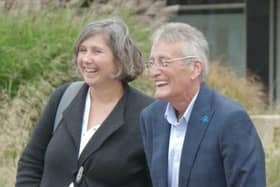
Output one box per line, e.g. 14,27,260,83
16,18,153,187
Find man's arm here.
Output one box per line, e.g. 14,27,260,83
219,110,266,187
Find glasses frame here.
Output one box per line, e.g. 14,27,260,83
146,56,197,69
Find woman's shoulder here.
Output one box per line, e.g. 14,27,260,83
50,82,72,99
47,81,84,107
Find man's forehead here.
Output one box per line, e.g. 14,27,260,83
151,41,184,56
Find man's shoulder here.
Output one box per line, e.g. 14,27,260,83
207,87,251,124
212,89,244,113
196,83,245,117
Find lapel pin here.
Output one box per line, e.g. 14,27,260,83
200,115,209,125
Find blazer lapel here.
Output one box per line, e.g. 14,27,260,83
179,83,215,187
152,103,170,187
78,89,126,164
62,83,88,153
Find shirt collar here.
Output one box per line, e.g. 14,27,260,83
164,90,199,126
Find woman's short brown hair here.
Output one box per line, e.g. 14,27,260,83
74,17,144,82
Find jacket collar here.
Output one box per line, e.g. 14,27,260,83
148,101,170,187
62,83,128,163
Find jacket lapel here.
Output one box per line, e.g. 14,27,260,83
179,83,215,187
62,83,88,153
77,87,126,164
153,117,170,187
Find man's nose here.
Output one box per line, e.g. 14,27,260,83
148,65,161,78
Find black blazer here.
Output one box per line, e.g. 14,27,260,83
16,83,154,187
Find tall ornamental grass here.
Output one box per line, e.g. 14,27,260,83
266,145,280,187
207,61,267,113
0,9,81,96
0,7,153,97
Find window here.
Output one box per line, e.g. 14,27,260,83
168,1,246,76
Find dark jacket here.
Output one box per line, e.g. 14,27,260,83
16,83,153,187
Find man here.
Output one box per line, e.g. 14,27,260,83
140,22,266,187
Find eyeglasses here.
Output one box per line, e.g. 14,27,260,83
146,56,197,69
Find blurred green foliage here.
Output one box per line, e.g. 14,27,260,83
0,9,76,95
0,8,152,96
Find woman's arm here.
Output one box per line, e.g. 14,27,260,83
15,84,69,187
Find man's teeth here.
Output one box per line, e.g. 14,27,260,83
85,68,97,73
155,81,168,86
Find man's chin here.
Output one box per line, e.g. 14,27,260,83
154,91,169,101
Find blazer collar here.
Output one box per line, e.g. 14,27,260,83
179,82,215,187
62,83,128,163
78,89,126,164
151,102,170,187
63,83,88,152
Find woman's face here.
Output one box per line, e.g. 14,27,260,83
77,34,118,87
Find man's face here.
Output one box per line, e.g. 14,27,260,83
149,40,195,103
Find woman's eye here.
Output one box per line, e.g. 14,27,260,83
94,49,103,54
78,48,87,53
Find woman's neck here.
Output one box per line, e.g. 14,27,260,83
89,81,124,104
86,81,125,130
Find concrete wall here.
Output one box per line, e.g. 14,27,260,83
251,115,280,148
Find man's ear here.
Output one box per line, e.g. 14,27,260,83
191,60,203,80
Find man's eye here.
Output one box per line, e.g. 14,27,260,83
159,59,168,65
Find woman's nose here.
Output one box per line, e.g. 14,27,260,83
82,52,93,63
